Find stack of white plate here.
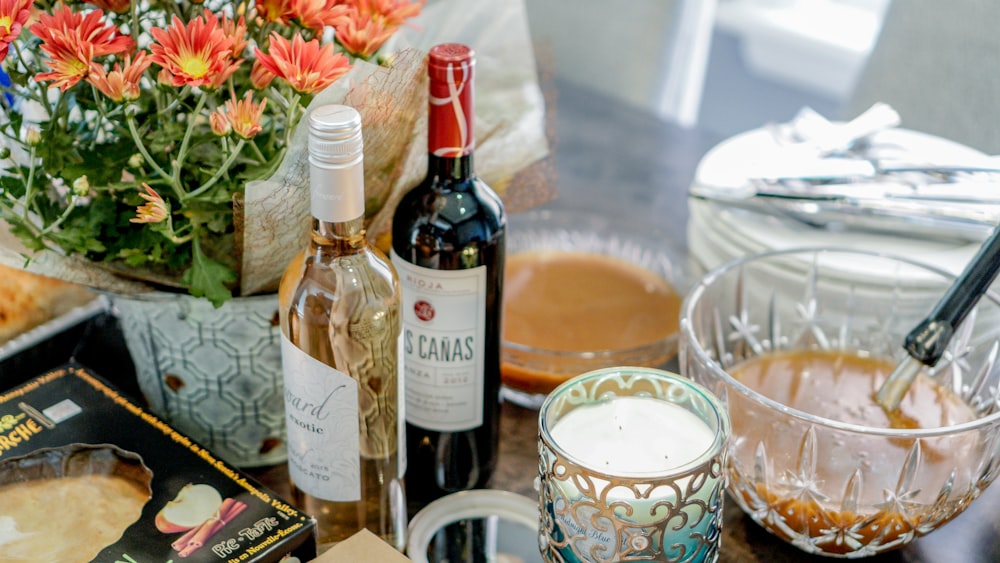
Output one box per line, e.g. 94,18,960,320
687,125,992,283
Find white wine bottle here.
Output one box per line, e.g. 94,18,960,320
279,104,407,552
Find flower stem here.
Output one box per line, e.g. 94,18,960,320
129,0,140,38
38,198,78,236
0,170,43,242
172,91,209,189
283,91,301,149
160,85,193,115
248,139,267,163
89,85,113,150
181,138,247,202
126,112,176,193
21,146,37,222
167,223,194,245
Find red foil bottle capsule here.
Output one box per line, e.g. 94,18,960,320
427,43,476,157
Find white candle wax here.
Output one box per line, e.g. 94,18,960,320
550,396,714,474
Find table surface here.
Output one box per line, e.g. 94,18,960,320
244,79,1000,562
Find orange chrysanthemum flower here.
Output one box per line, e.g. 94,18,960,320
223,91,267,139
358,0,424,28
249,59,275,89
220,13,248,59
0,0,31,63
329,0,423,59
30,6,134,90
255,0,296,25
85,0,130,14
148,10,241,89
291,0,349,32
254,32,351,95
209,110,231,136
87,51,152,102
331,7,396,59
131,184,169,224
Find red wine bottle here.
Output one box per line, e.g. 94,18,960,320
391,43,505,508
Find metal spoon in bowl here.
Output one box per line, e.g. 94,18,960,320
876,223,1000,411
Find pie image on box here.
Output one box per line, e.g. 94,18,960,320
0,365,318,562
0,443,152,563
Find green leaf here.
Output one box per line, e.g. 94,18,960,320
37,121,82,176
0,168,29,198
63,140,136,186
182,237,236,307
3,111,23,138
52,199,115,255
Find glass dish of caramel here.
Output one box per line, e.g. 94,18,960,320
681,247,1000,558
500,208,691,408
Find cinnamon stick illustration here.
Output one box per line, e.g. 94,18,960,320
172,497,248,557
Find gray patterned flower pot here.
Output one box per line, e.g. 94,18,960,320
110,292,286,467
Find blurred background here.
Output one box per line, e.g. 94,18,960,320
526,0,1000,154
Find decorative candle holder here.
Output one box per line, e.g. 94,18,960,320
537,367,729,563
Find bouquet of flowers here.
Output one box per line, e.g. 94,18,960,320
0,0,430,306
0,0,551,307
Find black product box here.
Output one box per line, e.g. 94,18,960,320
0,363,316,562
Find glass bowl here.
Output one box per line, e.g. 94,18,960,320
500,208,691,408
679,247,1000,557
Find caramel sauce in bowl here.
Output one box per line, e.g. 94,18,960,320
728,350,981,555
680,247,1000,557
500,209,689,407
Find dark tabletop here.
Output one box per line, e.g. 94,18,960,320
245,79,1000,561
19,78,1000,561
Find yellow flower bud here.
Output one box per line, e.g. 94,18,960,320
72,176,90,197
25,127,41,146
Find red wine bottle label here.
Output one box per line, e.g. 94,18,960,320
397,331,407,477
428,44,475,158
392,249,487,431
280,333,361,501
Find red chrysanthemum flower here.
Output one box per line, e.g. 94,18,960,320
30,6,134,90
291,0,349,32
0,0,31,63
148,9,241,89
87,51,152,102
255,0,296,25
254,32,351,95
84,0,130,14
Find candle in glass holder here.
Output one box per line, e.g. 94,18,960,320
551,396,715,472
537,367,729,563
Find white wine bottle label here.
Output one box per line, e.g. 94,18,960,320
391,249,487,432
280,333,361,501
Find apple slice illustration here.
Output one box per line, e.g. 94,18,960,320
155,483,224,533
